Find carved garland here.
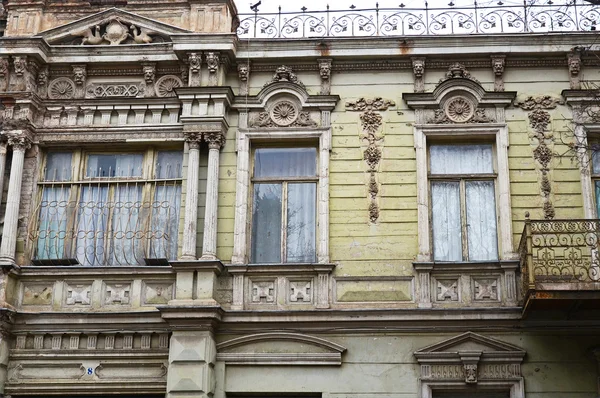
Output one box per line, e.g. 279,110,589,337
248,100,318,128
429,96,494,124
515,95,562,219
346,97,395,223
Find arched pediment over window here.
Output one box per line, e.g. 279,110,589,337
217,332,346,366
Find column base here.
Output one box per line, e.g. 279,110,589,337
199,253,217,261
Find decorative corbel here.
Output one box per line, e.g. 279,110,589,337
141,62,156,97
72,64,87,98
318,58,332,95
237,61,251,96
187,52,201,87
36,65,49,98
460,352,481,384
0,56,9,92
206,52,220,86
491,55,506,92
411,57,425,93
9,56,28,91
568,51,582,90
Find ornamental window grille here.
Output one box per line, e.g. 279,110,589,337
592,149,600,217
250,147,317,264
429,144,498,262
30,149,182,266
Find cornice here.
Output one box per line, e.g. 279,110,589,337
17,265,175,279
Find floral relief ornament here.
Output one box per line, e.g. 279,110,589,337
155,75,183,98
346,97,395,112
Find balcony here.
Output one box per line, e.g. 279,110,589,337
237,1,600,39
519,215,600,317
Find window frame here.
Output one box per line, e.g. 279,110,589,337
249,146,319,264
427,143,499,262
31,146,184,266
231,124,331,266
414,124,513,263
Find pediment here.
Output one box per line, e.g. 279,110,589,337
216,332,346,366
415,332,525,359
36,8,191,46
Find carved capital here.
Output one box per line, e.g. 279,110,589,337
204,132,225,150
184,131,202,149
7,133,32,152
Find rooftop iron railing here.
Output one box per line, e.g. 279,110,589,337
519,216,600,295
237,1,600,38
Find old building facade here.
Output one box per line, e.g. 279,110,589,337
1,0,600,397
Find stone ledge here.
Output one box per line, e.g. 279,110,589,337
170,260,224,275
226,263,335,276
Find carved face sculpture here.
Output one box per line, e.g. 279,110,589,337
413,61,424,78
319,62,331,80
0,58,8,76
493,59,505,76
143,66,155,84
37,69,48,86
569,58,581,75
206,53,218,73
275,65,291,81
14,57,27,76
188,53,201,73
238,64,249,81
73,67,86,85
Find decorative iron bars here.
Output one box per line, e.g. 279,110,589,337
519,217,600,290
29,179,181,266
237,1,600,38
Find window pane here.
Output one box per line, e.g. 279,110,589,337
254,148,317,178
87,154,143,177
430,145,493,175
593,150,600,174
431,181,462,261
45,152,72,181
150,184,182,260
36,187,70,259
110,185,144,266
286,183,316,263
596,181,600,217
466,181,498,261
76,186,109,266
156,151,183,179
251,183,282,263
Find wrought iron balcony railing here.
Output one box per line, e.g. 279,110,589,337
28,179,181,266
237,1,600,38
519,216,600,295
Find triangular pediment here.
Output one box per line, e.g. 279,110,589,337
36,8,191,46
415,332,525,356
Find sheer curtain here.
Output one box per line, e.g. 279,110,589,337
76,185,109,266
466,181,498,261
110,184,143,265
431,181,462,261
430,145,493,174
37,152,72,260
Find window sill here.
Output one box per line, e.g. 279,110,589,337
226,263,336,276
17,265,175,277
413,260,519,273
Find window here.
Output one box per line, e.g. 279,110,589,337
32,149,182,266
250,148,317,264
429,144,498,262
592,150,600,217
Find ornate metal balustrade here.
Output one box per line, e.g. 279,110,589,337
519,216,600,296
28,179,181,266
237,1,600,38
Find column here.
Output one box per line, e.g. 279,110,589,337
200,132,225,260
180,132,202,260
0,134,31,264
0,139,7,205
